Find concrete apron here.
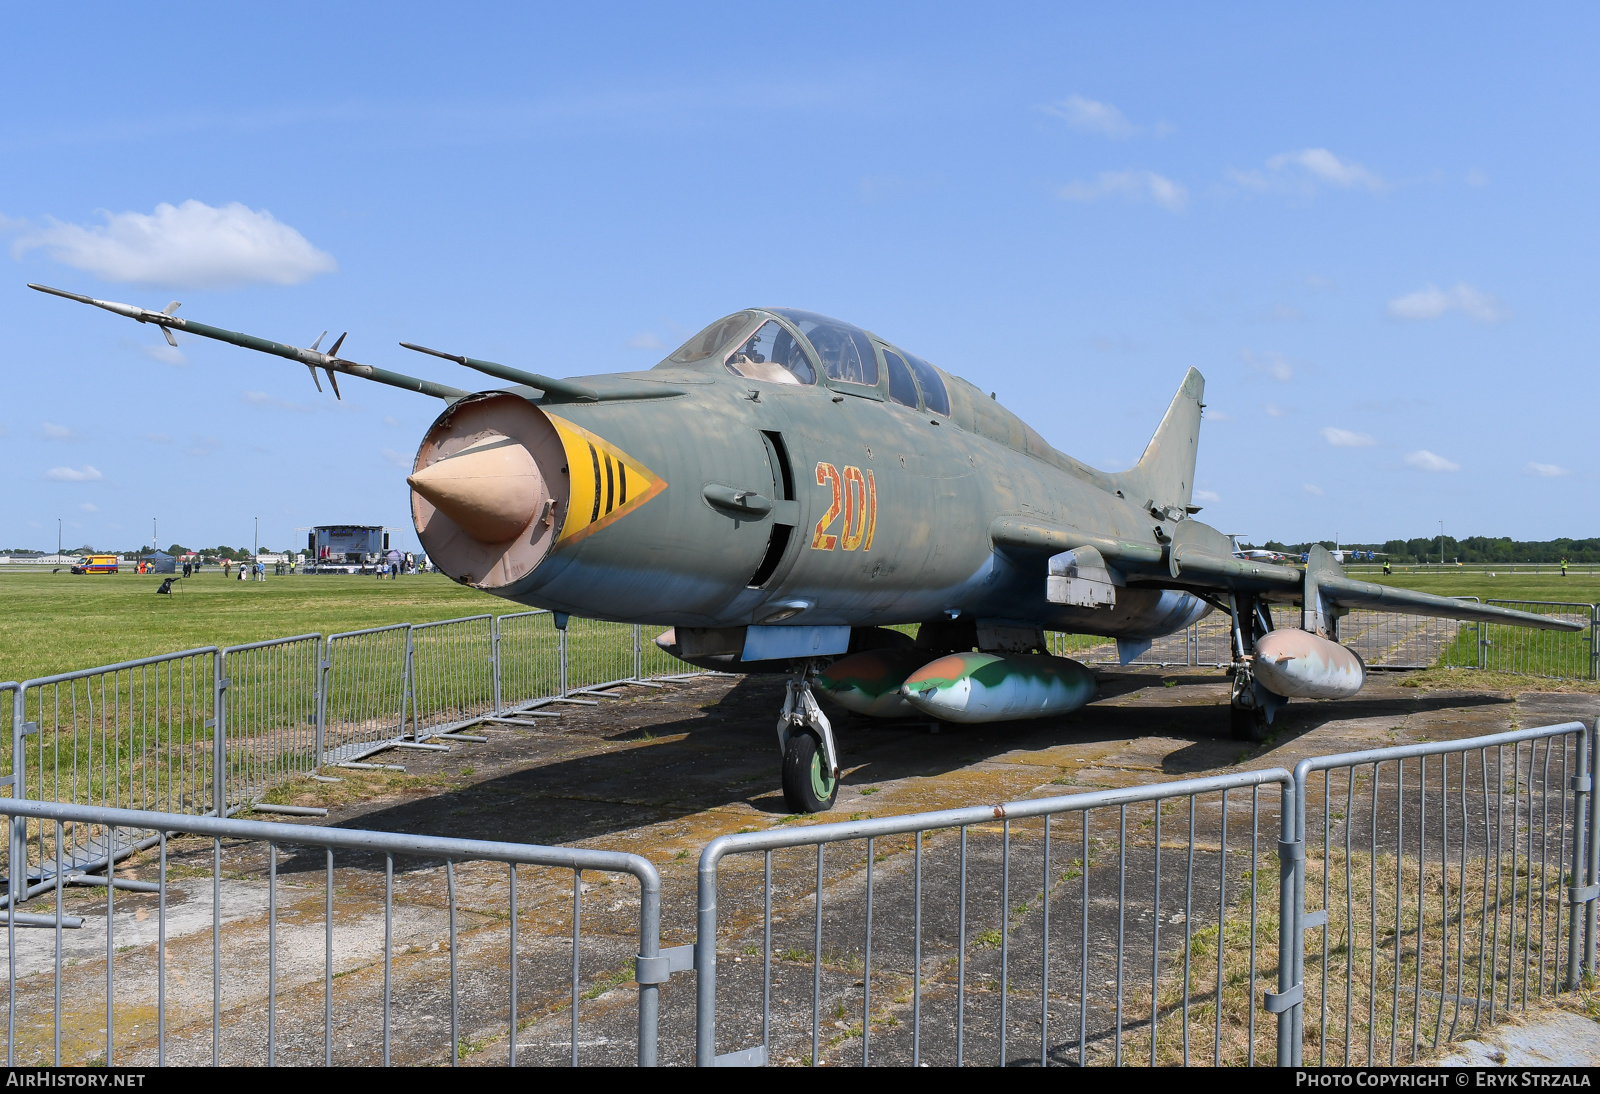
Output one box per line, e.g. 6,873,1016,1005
2,671,1595,1066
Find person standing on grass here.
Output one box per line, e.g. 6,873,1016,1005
1562,558,1568,577
222,558,231,580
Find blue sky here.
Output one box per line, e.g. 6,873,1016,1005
2,3,1594,553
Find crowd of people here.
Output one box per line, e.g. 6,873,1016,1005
196,551,424,582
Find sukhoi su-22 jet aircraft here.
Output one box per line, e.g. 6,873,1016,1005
32,284,1580,813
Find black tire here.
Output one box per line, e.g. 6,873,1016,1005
1230,702,1270,743
781,731,838,814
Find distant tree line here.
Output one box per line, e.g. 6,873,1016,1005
1253,537,1600,563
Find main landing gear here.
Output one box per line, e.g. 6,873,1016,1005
1227,593,1278,743
778,663,840,813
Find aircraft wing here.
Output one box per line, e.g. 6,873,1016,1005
990,518,1583,634
1311,575,1583,630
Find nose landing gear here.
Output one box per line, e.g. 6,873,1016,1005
777,664,840,813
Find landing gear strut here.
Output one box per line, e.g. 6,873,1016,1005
1228,594,1276,743
778,664,839,813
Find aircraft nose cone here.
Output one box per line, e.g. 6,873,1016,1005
407,433,547,543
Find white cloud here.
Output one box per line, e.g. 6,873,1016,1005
1204,409,1233,422
1193,489,1221,503
1405,449,1460,472
1241,349,1293,382
45,465,102,482
627,332,664,350
1303,483,1325,496
380,447,412,468
1040,95,1136,138
41,421,76,440
1321,427,1378,448
1059,170,1187,212
1466,168,1490,187
10,200,336,289
140,342,187,366
242,390,312,413
1525,462,1569,478
79,502,97,513
383,416,401,427
1387,283,1508,323
1263,403,1290,418
1230,148,1384,194
1275,148,1383,190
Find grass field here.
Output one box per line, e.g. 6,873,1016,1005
2,568,1597,687
0,570,493,684
1344,571,1600,604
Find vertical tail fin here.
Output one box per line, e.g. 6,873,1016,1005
1111,367,1204,517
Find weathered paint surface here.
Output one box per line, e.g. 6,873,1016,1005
899,651,1097,724
409,308,1212,641
1252,628,1366,700
813,648,930,718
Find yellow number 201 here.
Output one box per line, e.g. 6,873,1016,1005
811,462,876,552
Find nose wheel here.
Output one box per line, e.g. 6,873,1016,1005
778,666,840,813
782,731,838,813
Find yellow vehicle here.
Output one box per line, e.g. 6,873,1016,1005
70,554,119,574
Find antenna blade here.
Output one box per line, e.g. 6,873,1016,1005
161,301,182,316
328,332,347,358
163,327,178,348
326,368,341,399
306,364,323,393
310,330,327,352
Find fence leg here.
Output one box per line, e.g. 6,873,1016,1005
637,876,661,1066
492,616,503,716
1570,725,1592,988
695,857,717,1065
315,639,329,767
214,653,227,817
559,627,569,698
8,687,24,910
1278,780,1302,1066
1589,720,1599,978
633,624,642,682
404,627,416,741
1591,606,1599,682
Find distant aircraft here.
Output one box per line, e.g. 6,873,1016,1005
33,284,1579,812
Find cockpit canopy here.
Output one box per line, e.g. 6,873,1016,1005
665,308,950,415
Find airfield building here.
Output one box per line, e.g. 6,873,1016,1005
307,525,391,573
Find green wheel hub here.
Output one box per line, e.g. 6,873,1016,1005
810,748,837,801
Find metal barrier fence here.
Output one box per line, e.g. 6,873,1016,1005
8,650,219,907
0,797,665,1067
694,769,1297,1066
495,611,563,714
408,615,495,741
1,683,15,806
219,635,321,812
564,617,644,695
1286,721,1595,1067
322,624,412,765
1480,601,1598,681
6,613,691,881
